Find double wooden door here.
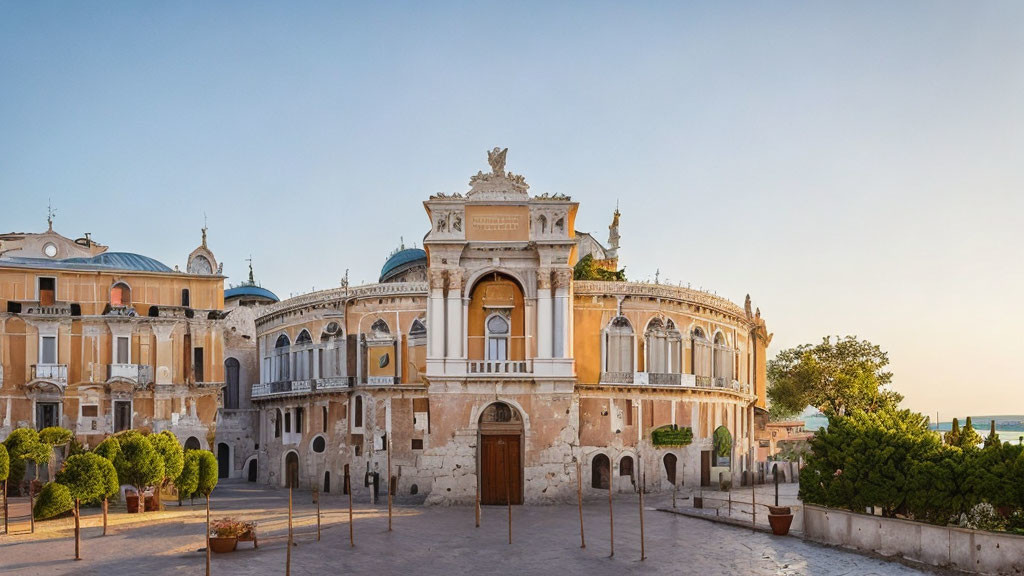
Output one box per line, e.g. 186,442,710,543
480,434,522,505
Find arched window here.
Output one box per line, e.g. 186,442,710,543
110,282,131,307
184,436,201,451
645,318,680,373
296,330,312,345
274,334,290,381
485,313,509,361
591,454,610,489
295,330,313,380
320,327,344,379
410,318,426,337
604,316,634,373
713,332,733,383
619,455,634,480
224,358,240,410
692,327,712,380
371,319,390,337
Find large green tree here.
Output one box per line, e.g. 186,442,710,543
767,336,902,418
114,433,164,512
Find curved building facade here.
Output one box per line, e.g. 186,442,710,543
247,150,771,503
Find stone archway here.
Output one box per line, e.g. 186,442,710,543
284,451,299,489
477,402,523,505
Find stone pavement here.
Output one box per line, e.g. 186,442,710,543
0,480,937,575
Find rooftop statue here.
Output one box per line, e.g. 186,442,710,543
488,147,508,175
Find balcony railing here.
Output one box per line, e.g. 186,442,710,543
367,376,400,386
20,301,73,316
32,363,68,383
317,376,353,390
648,372,682,386
252,376,356,398
107,363,153,385
600,371,635,384
468,360,533,375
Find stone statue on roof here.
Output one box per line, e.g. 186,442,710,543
488,147,508,175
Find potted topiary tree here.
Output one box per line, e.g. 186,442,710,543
195,451,220,559
113,433,164,514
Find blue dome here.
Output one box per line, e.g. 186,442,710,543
380,248,426,282
225,285,280,302
64,252,173,272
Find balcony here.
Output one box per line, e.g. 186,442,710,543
19,301,74,316
252,376,356,399
107,363,153,385
468,360,533,375
648,372,682,386
32,363,68,383
317,376,353,390
600,371,635,385
366,376,400,386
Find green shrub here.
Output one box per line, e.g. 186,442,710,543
33,482,73,520
176,451,200,502
150,431,184,482
195,450,218,497
115,433,164,495
39,426,73,447
95,454,120,504
0,444,9,483
56,453,107,504
94,436,122,462
4,428,41,489
651,425,693,447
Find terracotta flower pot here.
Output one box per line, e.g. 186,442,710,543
768,505,791,516
768,512,793,536
209,536,238,553
126,494,140,513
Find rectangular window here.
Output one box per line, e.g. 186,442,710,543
115,336,130,364
322,406,328,433
36,402,60,430
40,336,57,364
296,407,304,435
38,277,56,306
284,411,291,433
81,405,99,418
411,438,424,450
181,289,190,307
487,337,508,361
625,399,633,426
193,347,204,382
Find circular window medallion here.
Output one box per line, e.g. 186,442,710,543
43,242,57,258
312,436,326,453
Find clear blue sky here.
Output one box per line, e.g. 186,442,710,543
2,2,1022,416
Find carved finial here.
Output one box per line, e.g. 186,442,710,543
744,294,752,319
655,269,660,284
47,198,57,232
246,255,254,285
487,147,508,175
202,213,208,247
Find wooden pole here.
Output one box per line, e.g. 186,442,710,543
286,485,293,576
102,497,108,536
607,472,614,558
639,472,646,561
672,479,677,509
576,460,585,549
752,478,756,530
205,494,210,576
475,478,480,528
387,435,393,532
3,480,7,535
345,464,353,547
29,486,34,534
74,498,81,560
316,488,321,542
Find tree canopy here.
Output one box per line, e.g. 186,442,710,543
767,336,902,419
39,427,73,447
3,428,41,488
176,450,201,501
150,431,184,482
195,450,218,497
572,254,626,281
94,436,122,462
56,453,107,503
0,444,9,482
114,433,164,493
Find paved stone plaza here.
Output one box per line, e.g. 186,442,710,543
0,481,937,576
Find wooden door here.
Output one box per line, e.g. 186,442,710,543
700,450,712,487
286,453,299,489
480,434,522,505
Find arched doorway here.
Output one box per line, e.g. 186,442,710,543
285,452,299,489
664,453,678,485
591,454,610,489
247,458,258,482
478,402,523,505
217,443,230,479
184,436,201,451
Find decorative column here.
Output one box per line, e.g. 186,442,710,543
536,269,553,359
427,270,446,359
553,269,572,358
446,270,463,360
151,323,178,386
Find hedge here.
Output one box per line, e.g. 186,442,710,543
39,426,73,447
651,425,693,447
34,482,73,520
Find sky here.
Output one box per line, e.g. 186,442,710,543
2,2,1022,417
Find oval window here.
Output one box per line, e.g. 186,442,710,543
312,436,326,453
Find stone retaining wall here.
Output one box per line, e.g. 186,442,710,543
803,504,1024,575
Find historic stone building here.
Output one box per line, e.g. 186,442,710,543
0,220,228,451
243,149,771,504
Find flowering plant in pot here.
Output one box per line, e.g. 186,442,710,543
209,518,254,552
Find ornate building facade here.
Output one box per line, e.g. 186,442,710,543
243,149,771,504
0,221,227,451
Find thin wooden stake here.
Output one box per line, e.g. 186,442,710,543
345,464,353,547
475,480,480,528
29,486,35,534
287,485,292,576
639,472,646,561
608,473,614,558
205,494,211,576
3,480,7,535
316,489,321,542
752,479,756,531
387,435,393,532
576,460,585,548
505,447,512,545
74,499,81,560
102,497,108,536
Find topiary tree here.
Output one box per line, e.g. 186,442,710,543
3,428,41,494
114,433,164,514
94,436,122,462
39,426,73,447
21,438,52,482
196,450,219,500
149,431,184,507
33,482,73,520
176,451,200,506
0,444,8,508
56,453,107,505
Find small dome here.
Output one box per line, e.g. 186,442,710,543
225,285,280,303
380,248,427,283
61,251,172,272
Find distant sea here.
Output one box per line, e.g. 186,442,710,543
800,412,1024,445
